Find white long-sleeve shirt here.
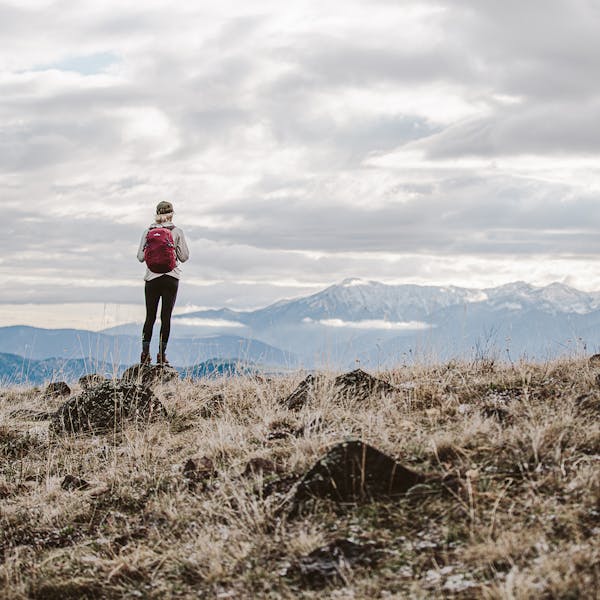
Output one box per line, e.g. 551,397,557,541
137,222,190,281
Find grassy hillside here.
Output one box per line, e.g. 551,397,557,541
1,359,599,598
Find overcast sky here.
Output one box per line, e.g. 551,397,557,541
2,0,600,328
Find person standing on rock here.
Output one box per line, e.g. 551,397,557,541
137,201,190,365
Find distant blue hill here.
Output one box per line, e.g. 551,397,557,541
5,279,599,371
0,352,259,386
178,358,257,379
0,352,124,386
0,326,296,369
102,279,600,365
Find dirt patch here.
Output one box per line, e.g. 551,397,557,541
286,538,382,589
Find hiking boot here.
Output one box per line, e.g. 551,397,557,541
140,351,151,365
157,353,170,366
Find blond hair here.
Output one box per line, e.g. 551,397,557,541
155,212,174,224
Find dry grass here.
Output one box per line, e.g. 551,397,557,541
1,359,599,598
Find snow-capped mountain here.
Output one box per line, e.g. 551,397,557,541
155,278,600,366
5,279,600,370
484,281,600,314
176,278,600,327
248,278,487,323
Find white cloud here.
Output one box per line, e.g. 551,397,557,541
1,0,600,327
173,318,245,328
303,318,432,330
0,302,145,330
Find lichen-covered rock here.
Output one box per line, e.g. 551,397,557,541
50,380,166,435
281,374,317,410
78,373,106,390
333,369,397,402
44,381,71,398
120,363,179,386
288,440,427,514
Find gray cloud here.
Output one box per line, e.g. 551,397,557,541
275,38,472,88
423,101,600,158
187,178,600,255
2,0,600,318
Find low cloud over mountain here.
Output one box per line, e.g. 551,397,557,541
3,280,599,373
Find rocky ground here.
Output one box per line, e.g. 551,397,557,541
0,359,599,598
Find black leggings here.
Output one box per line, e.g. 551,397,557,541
142,275,179,353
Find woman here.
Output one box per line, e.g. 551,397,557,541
137,201,190,365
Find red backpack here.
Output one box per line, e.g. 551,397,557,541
144,227,177,273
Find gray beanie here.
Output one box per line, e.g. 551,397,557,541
156,201,174,215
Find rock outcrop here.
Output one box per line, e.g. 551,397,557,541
333,369,397,402
78,374,106,390
120,363,179,386
50,380,166,435
281,374,317,410
288,440,427,514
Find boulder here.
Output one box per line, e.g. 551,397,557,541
281,374,316,410
288,440,427,514
120,363,179,386
333,369,397,402
50,380,166,435
44,381,71,398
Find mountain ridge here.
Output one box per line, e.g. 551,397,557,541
3,279,600,369
165,279,600,333
0,352,262,386
0,328,296,369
